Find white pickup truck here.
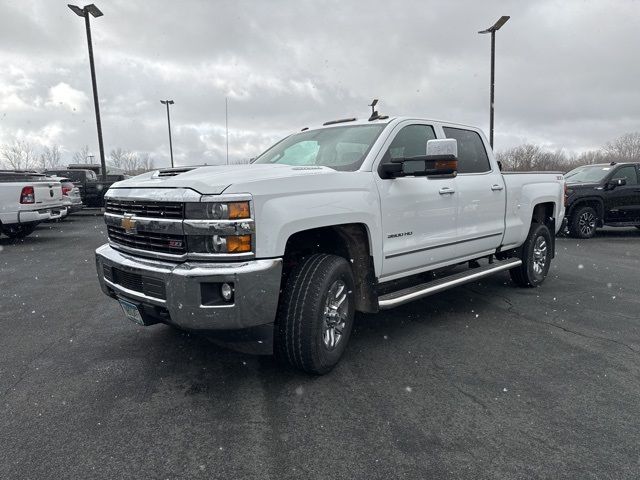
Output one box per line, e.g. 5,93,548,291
95,117,565,374
0,172,66,239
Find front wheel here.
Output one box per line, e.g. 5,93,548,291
275,253,355,375
568,206,597,238
510,223,552,288
1,223,37,239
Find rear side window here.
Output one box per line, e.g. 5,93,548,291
443,127,491,174
611,165,638,185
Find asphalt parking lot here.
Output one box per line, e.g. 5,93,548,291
1,215,639,480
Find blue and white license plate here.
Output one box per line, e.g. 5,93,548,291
118,298,144,325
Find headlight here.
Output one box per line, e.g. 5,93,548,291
188,234,252,254
185,201,250,220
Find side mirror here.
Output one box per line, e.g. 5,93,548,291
608,178,626,189
380,139,458,178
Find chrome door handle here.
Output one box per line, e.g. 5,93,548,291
491,184,504,191
439,187,455,195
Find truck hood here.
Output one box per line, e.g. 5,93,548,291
108,164,337,195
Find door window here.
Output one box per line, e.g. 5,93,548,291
443,127,491,174
611,165,638,185
384,124,436,162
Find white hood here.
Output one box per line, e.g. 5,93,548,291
109,164,336,195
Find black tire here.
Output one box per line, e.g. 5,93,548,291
275,253,355,375
1,223,37,239
568,205,598,239
510,223,553,288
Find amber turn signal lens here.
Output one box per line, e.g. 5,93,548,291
226,235,252,253
228,202,250,219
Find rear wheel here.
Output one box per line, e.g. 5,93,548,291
1,223,37,239
275,253,355,375
510,223,552,288
568,206,597,238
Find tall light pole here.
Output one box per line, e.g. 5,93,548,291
225,97,229,165
479,15,510,149
68,3,107,181
160,100,175,168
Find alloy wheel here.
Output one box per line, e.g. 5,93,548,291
322,280,349,350
579,211,596,236
532,235,548,277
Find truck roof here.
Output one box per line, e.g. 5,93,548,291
306,116,482,132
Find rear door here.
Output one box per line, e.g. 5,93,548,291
442,126,505,258
605,164,640,222
374,122,458,279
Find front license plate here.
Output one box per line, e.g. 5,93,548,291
118,299,144,325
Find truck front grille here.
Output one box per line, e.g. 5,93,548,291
105,199,183,219
107,225,187,255
103,265,167,300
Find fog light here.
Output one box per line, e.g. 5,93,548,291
221,283,234,301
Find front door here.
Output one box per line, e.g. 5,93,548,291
442,126,505,258
374,122,458,280
605,164,640,223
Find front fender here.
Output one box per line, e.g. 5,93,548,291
246,173,383,276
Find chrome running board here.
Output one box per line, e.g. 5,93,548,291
378,258,522,310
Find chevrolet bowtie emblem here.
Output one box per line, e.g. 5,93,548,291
121,214,137,234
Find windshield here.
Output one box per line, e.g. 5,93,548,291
565,165,613,183
253,124,386,171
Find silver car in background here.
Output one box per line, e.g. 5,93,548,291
47,176,83,215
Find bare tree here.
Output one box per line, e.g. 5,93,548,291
496,144,611,173
604,132,640,162
572,150,608,167
136,152,155,173
109,148,128,170
40,145,62,169
1,140,38,170
109,148,157,175
73,145,93,163
72,145,91,164
496,144,540,171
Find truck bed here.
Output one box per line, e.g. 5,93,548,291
501,171,566,249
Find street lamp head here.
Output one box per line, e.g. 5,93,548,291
67,4,85,16
85,4,103,17
478,15,510,34
68,4,103,18
160,100,175,105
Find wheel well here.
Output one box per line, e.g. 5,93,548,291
532,202,555,225
568,199,604,222
282,224,378,313
531,202,557,258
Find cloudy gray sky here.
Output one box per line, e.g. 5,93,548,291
1,0,639,168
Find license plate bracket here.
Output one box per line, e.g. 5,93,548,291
118,298,145,326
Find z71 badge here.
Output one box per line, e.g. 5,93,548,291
387,231,413,239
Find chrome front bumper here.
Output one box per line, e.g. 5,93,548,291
95,244,282,333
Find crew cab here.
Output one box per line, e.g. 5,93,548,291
95,117,565,374
564,162,640,238
0,171,66,238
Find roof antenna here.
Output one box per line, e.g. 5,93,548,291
368,99,378,119
368,98,388,121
